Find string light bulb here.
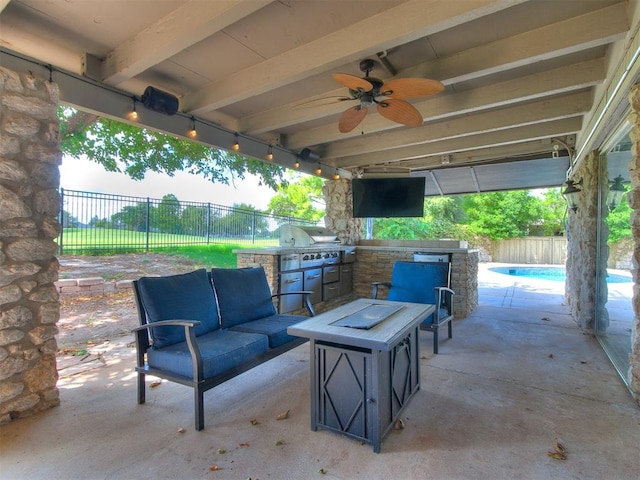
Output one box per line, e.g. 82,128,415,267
187,117,197,139
333,170,340,180
266,145,274,161
315,165,322,175
127,97,138,121
232,133,240,152
294,159,300,168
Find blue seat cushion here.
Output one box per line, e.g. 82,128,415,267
386,261,450,305
137,269,220,349
230,314,304,348
211,267,277,328
147,329,269,379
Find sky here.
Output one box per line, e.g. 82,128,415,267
58,156,277,210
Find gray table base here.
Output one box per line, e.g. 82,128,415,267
309,324,420,453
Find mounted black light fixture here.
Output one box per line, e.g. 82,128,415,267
561,178,582,212
607,175,627,211
141,86,179,116
299,147,320,161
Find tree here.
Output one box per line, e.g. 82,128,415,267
212,203,269,238
606,191,632,243
111,203,149,231
154,194,181,234
181,206,209,236
61,210,80,228
267,175,325,222
58,108,287,190
459,191,543,240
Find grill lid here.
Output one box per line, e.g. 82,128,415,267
279,225,340,247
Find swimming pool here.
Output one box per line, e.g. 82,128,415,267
488,266,632,283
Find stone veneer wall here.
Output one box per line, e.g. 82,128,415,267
565,152,603,332
0,67,61,424
627,85,640,402
353,248,478,318
322,179,363,244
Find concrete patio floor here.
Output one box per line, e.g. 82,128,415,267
1,265,639,479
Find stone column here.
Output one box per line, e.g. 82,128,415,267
627,85,640,403
322,178,363,245
565,152,601,332
0,67,61,424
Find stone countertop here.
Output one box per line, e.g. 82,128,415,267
235,245,475,255
234,245,356,255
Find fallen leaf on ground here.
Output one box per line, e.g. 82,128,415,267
239,442,249,447
209,465,220,471
177,428,186,434
541,317,550,321
554,438,566,454
150,381,162,388
547,353,554,358
393,419,405,430
250,418,259,425
318,468,327,474
547,451,567,460
276,409,290,420
217,448,226,454
275,440,285,446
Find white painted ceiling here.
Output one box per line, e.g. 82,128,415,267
1,0,638,194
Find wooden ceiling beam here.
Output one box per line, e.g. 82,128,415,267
182,0,526,114
285,58,604,150
322,90,592,159
332,117,582,169
101,0,271,85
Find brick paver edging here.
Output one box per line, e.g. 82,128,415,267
55,278,134,295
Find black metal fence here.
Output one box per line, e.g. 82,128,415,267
58,188,317,254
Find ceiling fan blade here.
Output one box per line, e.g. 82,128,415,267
381,78,444,99
293,96,355,110
338,105,368,133
332,73,373,92
376,98,423,127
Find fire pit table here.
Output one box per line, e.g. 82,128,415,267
287,298,434,453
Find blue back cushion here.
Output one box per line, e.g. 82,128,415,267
386,261,450,304
137,269,219,349
211,267,276,328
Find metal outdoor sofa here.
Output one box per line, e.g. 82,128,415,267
132,266,314,430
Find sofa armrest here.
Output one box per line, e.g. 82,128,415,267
132,320,204,381
371,281,391,299
272,291,316,317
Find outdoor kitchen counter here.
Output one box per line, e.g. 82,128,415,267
233,246,355,255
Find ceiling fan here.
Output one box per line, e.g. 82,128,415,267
331,59,444,133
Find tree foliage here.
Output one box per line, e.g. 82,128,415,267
267,174,325,222
58,107,287,190
459,191,544,240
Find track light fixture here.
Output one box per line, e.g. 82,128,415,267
232,133,240,152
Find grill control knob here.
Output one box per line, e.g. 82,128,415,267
323,253,330,258
303,255,309,260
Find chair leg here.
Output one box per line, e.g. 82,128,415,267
137,372,146,404
448,319,453,339
433,328,439,354
195,388,205,431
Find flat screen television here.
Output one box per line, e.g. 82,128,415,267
352,177,425,218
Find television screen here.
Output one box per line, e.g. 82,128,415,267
352,177,425,218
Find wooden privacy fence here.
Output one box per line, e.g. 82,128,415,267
494,236,566,264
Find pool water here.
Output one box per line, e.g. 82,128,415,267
489,266,632,283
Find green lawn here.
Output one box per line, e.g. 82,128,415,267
57,227,277,255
